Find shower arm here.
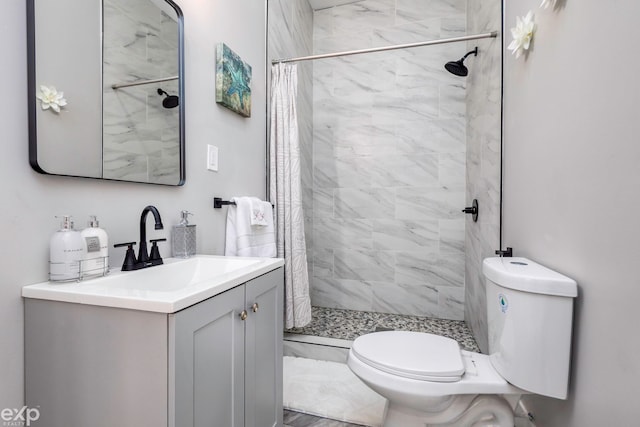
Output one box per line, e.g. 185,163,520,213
272,31,497,64
461,47,479,61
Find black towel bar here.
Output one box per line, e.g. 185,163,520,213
213,197,275,209
213,197,236,208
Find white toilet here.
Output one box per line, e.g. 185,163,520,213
347,257,577,427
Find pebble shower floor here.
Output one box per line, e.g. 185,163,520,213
286,306,480,352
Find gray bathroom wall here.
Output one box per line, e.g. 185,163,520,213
464,0,502,353
309,0,469,319
502,1,640,425
0,0,266,409
32,0,103,177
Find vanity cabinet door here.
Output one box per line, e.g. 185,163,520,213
24,300,168,427
170,285,246,427
244,268,284,427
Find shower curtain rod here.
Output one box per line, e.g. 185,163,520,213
111,75,179,90
272,31,498,64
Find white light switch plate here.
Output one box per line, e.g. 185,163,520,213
207,145,218,171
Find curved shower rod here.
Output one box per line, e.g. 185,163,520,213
272,31,498,64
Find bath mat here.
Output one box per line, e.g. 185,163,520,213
283,356,387,427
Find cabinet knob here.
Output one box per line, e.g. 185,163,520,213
251,303,259,313
240,310,248,321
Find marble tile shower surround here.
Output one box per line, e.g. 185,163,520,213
286,306,480,352
464,0,502,353
309,0,469,320
267,0,314,261
102,0,180,184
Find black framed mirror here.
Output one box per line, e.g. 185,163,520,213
27,0,185,185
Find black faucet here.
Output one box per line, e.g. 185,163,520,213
114,206,167,271
138,205,164,266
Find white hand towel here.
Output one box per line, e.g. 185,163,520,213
225,197,276,257
250,197,269,226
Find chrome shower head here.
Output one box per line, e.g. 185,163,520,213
444,47,478,77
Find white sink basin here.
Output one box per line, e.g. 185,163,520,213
22,255,284,313
104,256,262,292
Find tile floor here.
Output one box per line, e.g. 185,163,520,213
284,410,367,427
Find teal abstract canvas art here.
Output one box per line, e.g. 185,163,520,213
215,43,252,117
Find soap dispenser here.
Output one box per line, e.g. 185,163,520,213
172,211,196,258
80,215,109,278
49,215,85,282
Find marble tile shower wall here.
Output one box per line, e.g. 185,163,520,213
464,0,502,352
102,0,180,184
311,0,468,320
268,0,314,262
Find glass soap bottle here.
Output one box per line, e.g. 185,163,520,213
172,211,195,258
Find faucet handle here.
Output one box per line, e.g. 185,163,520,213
114,242,136,248
114,242,137,271
149,238,166,265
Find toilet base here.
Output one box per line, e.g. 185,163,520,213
383,395,515,427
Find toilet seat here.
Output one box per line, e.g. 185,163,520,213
351,331,465,382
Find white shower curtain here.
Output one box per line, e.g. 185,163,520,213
269,63,312,329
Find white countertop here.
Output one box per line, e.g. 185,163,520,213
22,255,284,313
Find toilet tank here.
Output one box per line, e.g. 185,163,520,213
483,257,577,399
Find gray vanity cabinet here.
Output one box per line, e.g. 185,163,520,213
245,269,284,427
171,268,284,427
24,267,283,427
171,284,245,426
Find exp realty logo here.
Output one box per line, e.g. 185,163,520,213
1,407,40,426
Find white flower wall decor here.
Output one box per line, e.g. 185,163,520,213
540,0,558,10
36,85,67,113
508,11,536,59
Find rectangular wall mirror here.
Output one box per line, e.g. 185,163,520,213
27,0,185,185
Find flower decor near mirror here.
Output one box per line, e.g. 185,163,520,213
215,43,252,117
36,85,67,113
508,11,536,59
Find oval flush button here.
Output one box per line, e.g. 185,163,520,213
510,261,528,266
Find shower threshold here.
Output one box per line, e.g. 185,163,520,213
284,306,480,362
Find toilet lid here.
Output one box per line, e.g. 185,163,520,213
351,331,465,382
